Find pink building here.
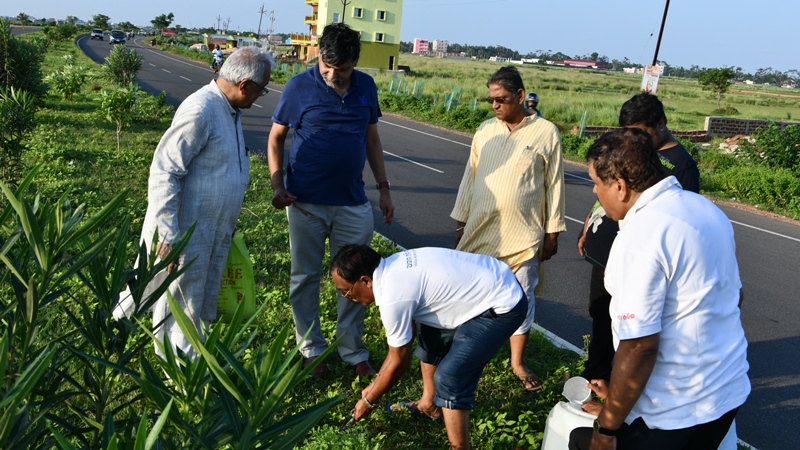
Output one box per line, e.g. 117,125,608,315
413,38,429,53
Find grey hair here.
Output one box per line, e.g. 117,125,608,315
219,47,276,85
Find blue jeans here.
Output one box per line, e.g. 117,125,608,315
415,295,527,410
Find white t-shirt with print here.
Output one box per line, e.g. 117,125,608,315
606,176,750,430
372,247,522,348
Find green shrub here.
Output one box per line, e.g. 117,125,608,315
103,44,143,86
0,87,38,184
707,164,800,212
0,19,47,101
562,133,595,159
44,54,89,100
736,123,800,174
132,90,173,124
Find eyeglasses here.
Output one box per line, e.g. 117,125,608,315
340,283,358,302
248,80,269,96
485,93,515,104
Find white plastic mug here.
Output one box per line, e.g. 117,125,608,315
562,376,592,404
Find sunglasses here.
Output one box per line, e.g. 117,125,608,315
485,93,516,104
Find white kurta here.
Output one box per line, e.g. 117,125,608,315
140,80,249,351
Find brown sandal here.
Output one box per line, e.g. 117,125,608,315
518,373,543,392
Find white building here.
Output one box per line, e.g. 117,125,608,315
432,39,448,53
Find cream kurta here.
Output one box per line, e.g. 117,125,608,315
451,114,566,271
141,80,249,342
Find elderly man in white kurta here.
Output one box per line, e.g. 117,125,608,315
141,47,274,358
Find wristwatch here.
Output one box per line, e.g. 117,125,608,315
376,180,391,190
593,419,617,437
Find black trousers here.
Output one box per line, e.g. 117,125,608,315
568,408,738,450
581,265,614,382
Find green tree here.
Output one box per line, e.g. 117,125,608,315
698,67,735,110
15,13,28,24
92,14,111,29
117,20,135,31
103,43,143,86
44,54,89,101
151,12,174,30
65,15,79,25
98,83,139,155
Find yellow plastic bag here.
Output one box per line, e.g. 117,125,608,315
217,231,256,322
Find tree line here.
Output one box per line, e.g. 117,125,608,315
399,41,799,85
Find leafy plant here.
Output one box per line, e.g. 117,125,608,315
45,55,90,101
98,84,140,156
103,45,143,87
0,86,38,185
736,123,800,174
0,18,48,101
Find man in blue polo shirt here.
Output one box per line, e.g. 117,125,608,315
267,22,394,380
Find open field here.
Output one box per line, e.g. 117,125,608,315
371,55,800,131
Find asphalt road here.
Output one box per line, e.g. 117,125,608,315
76,35,800,450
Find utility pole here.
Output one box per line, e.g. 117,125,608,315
223,17,231,33
270,11,276,35
652,0,670,66
216,15,222,33
256,4,267,40
341,0,351,24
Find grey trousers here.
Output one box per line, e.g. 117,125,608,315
287,201,374,365
512,257,539,335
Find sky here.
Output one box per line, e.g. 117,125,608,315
9,0,800,74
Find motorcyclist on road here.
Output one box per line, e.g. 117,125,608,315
211,45,224,71
525,92,542,117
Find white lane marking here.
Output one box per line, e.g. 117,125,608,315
380,119,471,147
180,76,191,81
565,215,583,225
162,69,171,74
149,63,156,67
730,220,800,243
566,172,591,182
252,103,262,108
384,151,443,173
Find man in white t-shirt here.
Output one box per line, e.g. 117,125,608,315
568,128,750,450
330,245,527,450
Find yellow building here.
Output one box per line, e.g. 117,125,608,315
292,0,403,71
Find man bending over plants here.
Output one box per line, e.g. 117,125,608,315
330,244,527,450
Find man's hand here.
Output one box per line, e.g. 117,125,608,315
271,187,297,209
590,433,616,450
587,379,609,400
540,232,559,261
157,242,179,274
353,398,375,421
454,221,466,248
379,190,394,224
578,212,591,256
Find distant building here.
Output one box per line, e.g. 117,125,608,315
489,56,511,63
563,59,610,69
293,0,404,71
413,38,429,54
432,39,448,53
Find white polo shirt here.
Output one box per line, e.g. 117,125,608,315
605,176,750,430
372,247,523,348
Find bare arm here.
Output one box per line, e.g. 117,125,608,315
592,333,660,449
353,342,412,420
267,123,296,209
577,211,592,257
365,123,394,224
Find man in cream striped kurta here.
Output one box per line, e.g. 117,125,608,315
405,67,566,422
452,66,566,391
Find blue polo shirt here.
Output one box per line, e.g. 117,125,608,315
271,65,381,205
